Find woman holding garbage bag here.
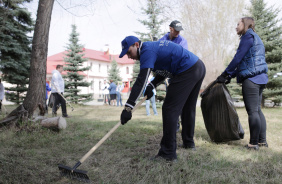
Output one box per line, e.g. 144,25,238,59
217,17,268,150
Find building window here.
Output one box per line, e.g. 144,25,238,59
107,65,109,72
99,81,102,90
99,64,101,72
126,67,129,74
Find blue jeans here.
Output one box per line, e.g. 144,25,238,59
146,95,157,115
116,92,123,106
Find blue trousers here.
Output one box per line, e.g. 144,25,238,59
116,92,123,106
146,95,157,115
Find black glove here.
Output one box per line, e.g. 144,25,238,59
144,83,155,100
217,72,231,84
120,106,132,125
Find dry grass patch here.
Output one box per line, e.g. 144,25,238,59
0,104,281,184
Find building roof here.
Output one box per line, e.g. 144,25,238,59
47,48,134,74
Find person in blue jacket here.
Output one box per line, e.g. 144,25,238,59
159,20,189,132
119,36,206,161
46,82,51,113
108,79,117,106
159,20,188,50
217,17,268,150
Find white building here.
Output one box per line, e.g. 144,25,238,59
47,48,135,99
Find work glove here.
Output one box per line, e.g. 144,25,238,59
120,106,132,125
216,72,231,84
144,83,155,100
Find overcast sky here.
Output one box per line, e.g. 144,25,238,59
24,0,282,57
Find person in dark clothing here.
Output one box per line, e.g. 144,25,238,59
119,36,206,161
217,17,268,150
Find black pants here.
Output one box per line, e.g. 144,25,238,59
158,59,206,159
52,93,67,116
242,79,266,145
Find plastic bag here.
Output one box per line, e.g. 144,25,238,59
200,81,244,143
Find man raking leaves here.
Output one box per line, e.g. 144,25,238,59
119,36,206,161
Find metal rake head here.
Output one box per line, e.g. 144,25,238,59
58,164,90,183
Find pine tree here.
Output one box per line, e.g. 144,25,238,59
132,0,165,94
135,0,165,41
108,58,122,83
0,0,33,104
249,0,282,106
63,24,92,104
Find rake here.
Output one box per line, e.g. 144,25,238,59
58,96,147,182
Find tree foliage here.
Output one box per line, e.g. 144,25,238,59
0,0,34,104
135,0,165,41
108,58,122,83
249,0,282,106
132,0,165,88
63,24,92,104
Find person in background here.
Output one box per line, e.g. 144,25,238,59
45,81,51,114
108,79,117,106
0,79,5,111
217,17,268,150
119,36,206,161
51,65,69,118
159,20,189,132
145,76,158,116
159,20,188,50
102,80,110,105
116,81,124,107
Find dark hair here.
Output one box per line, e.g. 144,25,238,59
56,65,63,69
239,17,255,36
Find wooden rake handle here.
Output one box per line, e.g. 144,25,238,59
79,96,148,163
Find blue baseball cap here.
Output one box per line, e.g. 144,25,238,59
119,36,139,58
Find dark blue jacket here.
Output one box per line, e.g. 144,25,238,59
237,29,268,82
46,82,51,99
225,29,268,83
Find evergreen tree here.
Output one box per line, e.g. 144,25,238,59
132,0,165,94
135,0,165,41
249,0,282,106
108,58,122,83
0,0,33,104
63,24,92,104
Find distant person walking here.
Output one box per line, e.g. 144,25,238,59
116,82,124,107
108,80,117,106
51,65,69,118
102,80,110,105
217,17,268,150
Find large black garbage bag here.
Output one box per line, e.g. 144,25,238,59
200,81,244,143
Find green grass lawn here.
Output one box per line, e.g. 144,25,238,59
0,104,281,184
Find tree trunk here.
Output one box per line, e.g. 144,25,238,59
41,116,67,131
23,0,55,116
0,0,54,127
